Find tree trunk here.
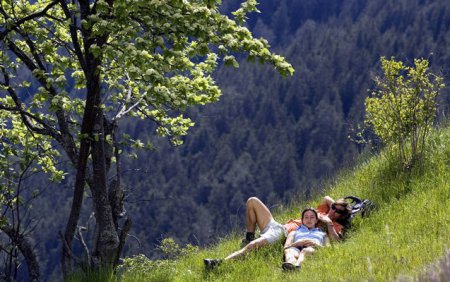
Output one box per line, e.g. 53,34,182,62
61,59,111,278
61,0,124,276
62,138,92,277
1,224,40,282
90,108,119,267
61,70,98,278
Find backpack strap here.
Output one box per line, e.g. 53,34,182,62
360,199,376,217
344,196,363,218
344,195,375,218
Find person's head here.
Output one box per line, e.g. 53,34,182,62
301,207,319,229
328,198,351,220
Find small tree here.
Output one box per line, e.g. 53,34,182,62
0,0,294,278
0,113,59,281
365,57,445,166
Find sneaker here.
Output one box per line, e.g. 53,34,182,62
204,258,222,271
240,238,252,247
282,262,300,271
240,232,255,247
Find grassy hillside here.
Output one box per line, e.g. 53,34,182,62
117,124,450,282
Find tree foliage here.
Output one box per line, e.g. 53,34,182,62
0,159,43,281
365,57,445,166
115,0,450,264
0,114,51,281
0,0,293,278
2,0,450,279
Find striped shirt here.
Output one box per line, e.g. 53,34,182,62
292,225,326,246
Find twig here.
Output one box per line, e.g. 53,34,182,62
77,226,91,265
59,231,82,265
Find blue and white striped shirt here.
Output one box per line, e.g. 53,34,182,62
293,225,326,246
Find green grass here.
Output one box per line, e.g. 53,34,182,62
118,125,450,282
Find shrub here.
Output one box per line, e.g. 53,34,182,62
364,57,445,167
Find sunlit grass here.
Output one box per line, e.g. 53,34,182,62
117,125,450,281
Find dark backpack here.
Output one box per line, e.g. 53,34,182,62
336,196,375,229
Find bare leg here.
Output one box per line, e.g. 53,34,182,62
245,197,274,233
284,248,300,265
225,237,269,260
293,247,315,267
216,198,273,262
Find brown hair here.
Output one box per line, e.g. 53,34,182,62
301,207,319,221
334,198,352,217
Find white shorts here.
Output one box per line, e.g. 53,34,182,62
285,247,302,256
260,219,287,244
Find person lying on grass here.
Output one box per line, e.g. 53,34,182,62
204,196,350,270
282,207,327,271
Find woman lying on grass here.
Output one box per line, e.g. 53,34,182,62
204,196,350,271
282,208,327,271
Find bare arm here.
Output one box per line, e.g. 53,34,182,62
284,232,294,249
318,214,341,241
290,239,322,248
324,235,331,246
318,196,341,241
284,232,321,249
322,196,335,207
326,222,341,241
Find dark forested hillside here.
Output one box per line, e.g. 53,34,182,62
119,0,450,256
23,0,450,279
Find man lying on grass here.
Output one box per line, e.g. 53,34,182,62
204,196,351,270
282,207,326,271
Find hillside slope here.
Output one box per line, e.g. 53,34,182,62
118,123,450,281
116,0,450,258
19,0,450,279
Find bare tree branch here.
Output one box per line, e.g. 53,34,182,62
1,224,41,282
59,0,87,72
59,231,82,265
0,67,61,139
77,226,91,265
6,39,79,165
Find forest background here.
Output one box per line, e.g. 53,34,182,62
4,0,450,280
